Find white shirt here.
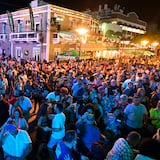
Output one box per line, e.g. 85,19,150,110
51,112,66,139
19,96,32,111
46,92,61,102
2,129,32,157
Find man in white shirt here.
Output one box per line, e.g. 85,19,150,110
46,89,61,103
18,92,33,121
1,121,32,159
46,102,66,160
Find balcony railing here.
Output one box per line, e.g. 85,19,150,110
0,34,8,41
10,32,40,42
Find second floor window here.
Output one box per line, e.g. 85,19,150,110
18,20,23,32
36,23,40,31
2,23,6,34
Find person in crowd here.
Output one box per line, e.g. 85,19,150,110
135,79,145,92
6,66,15,98
149,73,158,92
64,96,77,130
32,82,44,113
80,103,95,117
136,88,150,111
8,96,18,116
13,77,24,97
24,79,33,99
123,96,148,136
122,81,136,97
0,120,32,160
91,97,104,123
0,94,9,127
135,137,160,160
108,79,119,96
150,85,160,108
65,70,75,90
60,86,69,99
77,91,92,117
116,94,129,111
46,87,61,103
76,113,101,157
0,74,8,96
18,91,33,121
55,130,88,160
19,70,28,85
89,142,106,160
38,75,50,99
34,102,52,160
119,69,128,84
60,86,71,108
101,93,112,113
76,81,89,102
97,82,108,98
76,111,89,128
4,107,28,130
46,102,66,160
90,87,99,102
103,108,123,138
142,74,151,97
106,131,141,160
36,102,51,142
64,95,75,109
71,77,84,101
121,74,136,90
149,100,160,129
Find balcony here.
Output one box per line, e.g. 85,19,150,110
0,34,8,41
10,32,40,42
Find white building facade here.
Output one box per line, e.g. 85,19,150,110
0,1,147,61
0,0,102,61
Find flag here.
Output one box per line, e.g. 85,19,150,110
6,10,15,32
29,5,35,31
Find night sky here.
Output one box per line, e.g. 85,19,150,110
0,0,160,25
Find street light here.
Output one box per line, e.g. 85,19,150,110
141,40,149,55
76,28,88,60
141,40,149,47
151,41,159,56
151,41,159,47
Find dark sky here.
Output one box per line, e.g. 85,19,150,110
0,0,160,24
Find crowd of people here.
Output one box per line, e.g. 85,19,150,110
0,54,160,160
